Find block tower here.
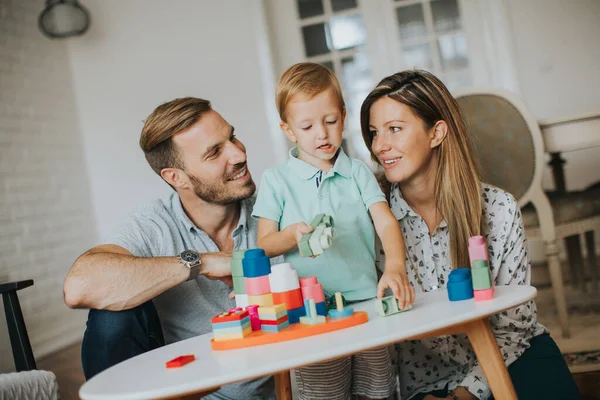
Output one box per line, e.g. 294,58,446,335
299,276,327,317
269,263,305,324
298,214,334,257
232,250,248,307
243,249,273,306
468,236,494,301
258,303,290,332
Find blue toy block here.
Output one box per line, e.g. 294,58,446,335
315,301,327,316
447,268,474,301
287,306,306,324
242,248,271,278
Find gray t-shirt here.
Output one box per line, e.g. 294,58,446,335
108,192,274,400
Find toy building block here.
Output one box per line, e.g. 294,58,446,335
328,292,354,319
474,287,494,301
246,305,261,331
272,289,304,310
258,304,287,320
447,268,474,301
235,294,249,308
232,276,246,295
299,276,327,315
326,293,347,310
269,263,300,292
247,293,274,307
166,354,195,368
471,260,492,290
231,250,246,277
468,236,494,301
375,296,412,317
287,305,307,324
245,275,271,296
299,299,326,325
298,214,335,257
242,249,271,278
211,310,252,341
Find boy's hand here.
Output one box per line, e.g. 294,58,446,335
285,222,314,244
377,268,415,309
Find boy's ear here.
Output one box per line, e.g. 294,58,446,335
429,120,448,149
161,168,190,189
280,121,297,143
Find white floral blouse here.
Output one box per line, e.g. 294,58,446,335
377,183,548,400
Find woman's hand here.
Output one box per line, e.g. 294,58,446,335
377,267,415,309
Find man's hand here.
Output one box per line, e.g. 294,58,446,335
200,252,233,286
377,268,415,309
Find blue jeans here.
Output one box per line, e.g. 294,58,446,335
411,334,580,400
81,301,164,380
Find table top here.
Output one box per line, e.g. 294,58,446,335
80,285,537,400
539,111,600,153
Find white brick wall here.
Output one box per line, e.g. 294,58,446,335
0,0,97,372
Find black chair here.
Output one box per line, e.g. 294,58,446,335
0,279,37,371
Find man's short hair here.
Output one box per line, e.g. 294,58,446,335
140,97,212,176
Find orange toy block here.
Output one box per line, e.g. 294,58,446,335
166,354,196,368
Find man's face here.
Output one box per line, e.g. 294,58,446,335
172,109,255,205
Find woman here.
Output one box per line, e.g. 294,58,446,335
360,70,579,400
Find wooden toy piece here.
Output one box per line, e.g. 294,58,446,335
287,305,306,323
211,311,369,350
211,310,248,324
272,289,304,310
257,303,288,319
247,293,274,307
299,299,326,325
242,249,271,278
235,294,249,308
269,263,300,293
245,275,271,296
328,292,354,319
468,235,494,301
447,268,474,301
231,250,246,277
232,276,246,295
246,305,261,331
166,354,195,368
375,295,412,317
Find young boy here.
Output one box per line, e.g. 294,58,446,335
252,62,414,399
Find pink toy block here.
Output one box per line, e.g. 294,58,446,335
299,276,318,287
468,235,489,263
300,283,325,303
474,287,494,301
245,275,271,296
246,305,261,331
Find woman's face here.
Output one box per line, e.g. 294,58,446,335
368,97,440,185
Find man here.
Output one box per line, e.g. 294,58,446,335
64,97,275,399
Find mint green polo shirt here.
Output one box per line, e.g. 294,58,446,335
252,147,385,301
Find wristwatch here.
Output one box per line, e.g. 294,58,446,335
178,250,202,281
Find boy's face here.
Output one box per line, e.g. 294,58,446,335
280,88,346,169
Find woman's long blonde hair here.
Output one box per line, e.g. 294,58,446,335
360,70,482,270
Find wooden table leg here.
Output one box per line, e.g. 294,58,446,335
465,318,517,400
275,370,292,400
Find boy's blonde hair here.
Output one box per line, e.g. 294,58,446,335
276,62,345,122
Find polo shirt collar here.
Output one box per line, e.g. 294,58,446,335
171,192,248,235
287,146,352,179
389,184,448,228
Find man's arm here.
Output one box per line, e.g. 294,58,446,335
64,244,232,311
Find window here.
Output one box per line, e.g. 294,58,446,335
296,0,372,159
393,0,471,91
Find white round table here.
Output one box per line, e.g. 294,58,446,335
80,285,537,400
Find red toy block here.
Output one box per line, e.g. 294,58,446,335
210,310,249,324
166,354,195,368
260,315,289,325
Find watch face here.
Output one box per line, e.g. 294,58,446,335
180,250,199,263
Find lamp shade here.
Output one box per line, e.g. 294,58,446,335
39,0,90,39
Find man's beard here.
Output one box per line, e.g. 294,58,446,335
187,165,256,205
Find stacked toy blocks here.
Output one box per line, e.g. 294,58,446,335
327,292,354,319
232,250,248,307
299,276,327,317
211,309,251,341
299,299,326,325
469,236,494,301
258,304,290,332
243,249,274,306
375,295,412,317
298,214,335,257
269,263,305,323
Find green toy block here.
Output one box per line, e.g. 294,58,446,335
298,214,335,257
231,259,244,277
232,276,246,295
471,266,492,290
375,296,412,317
